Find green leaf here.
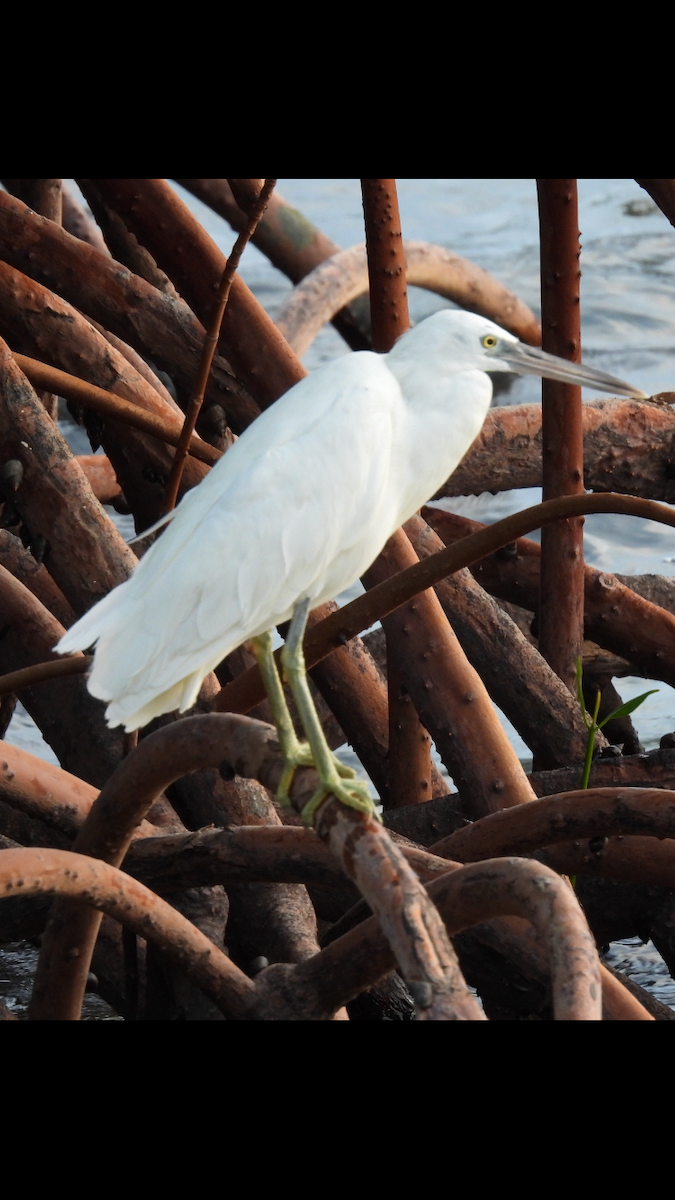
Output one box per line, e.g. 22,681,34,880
598,690,659,727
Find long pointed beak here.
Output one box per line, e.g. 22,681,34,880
497,342,649,400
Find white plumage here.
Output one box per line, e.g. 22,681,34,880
56,309,645,731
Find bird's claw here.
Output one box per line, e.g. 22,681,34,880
275,742,356,809
275,741,315,808
300,775,381,828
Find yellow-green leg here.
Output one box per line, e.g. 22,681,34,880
280,598,380,827
250,626,356,812
250,630,314,806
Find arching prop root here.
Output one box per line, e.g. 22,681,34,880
274,240,541,357
1,844,604,1020
28,713,480,1020
22,712,644,1020
1,847,255,1019
255,855,602,1021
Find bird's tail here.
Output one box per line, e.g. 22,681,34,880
102,667,209,731
56,582,129,655
56,577,221,731
126,508,176,546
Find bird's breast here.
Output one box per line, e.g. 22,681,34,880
389,371,493,523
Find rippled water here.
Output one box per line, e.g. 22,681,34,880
3,179,675,1015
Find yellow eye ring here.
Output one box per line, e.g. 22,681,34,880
482,334,498,349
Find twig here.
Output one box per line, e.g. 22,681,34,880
163,179,276,512
174,178,372,351
0,656,91,699
12,352,221,467
87,179,305,407
0,339,137,616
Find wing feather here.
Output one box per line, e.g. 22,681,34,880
57,352,404,728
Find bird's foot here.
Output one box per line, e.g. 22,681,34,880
299,773,380,828
275,740,315,808
275,741,355,809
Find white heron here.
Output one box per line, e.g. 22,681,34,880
57,310,647,824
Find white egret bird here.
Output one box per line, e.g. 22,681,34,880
57,310,646,824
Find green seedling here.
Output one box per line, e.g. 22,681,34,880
571,658,657,891
575,657,658,790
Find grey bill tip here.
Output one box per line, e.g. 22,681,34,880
500,342,649,400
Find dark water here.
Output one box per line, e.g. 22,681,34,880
3,179,675,1015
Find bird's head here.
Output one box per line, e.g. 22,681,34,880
387,309,648,400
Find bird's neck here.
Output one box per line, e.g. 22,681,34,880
386,361,493,521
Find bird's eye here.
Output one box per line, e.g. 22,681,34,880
482,335,498,349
